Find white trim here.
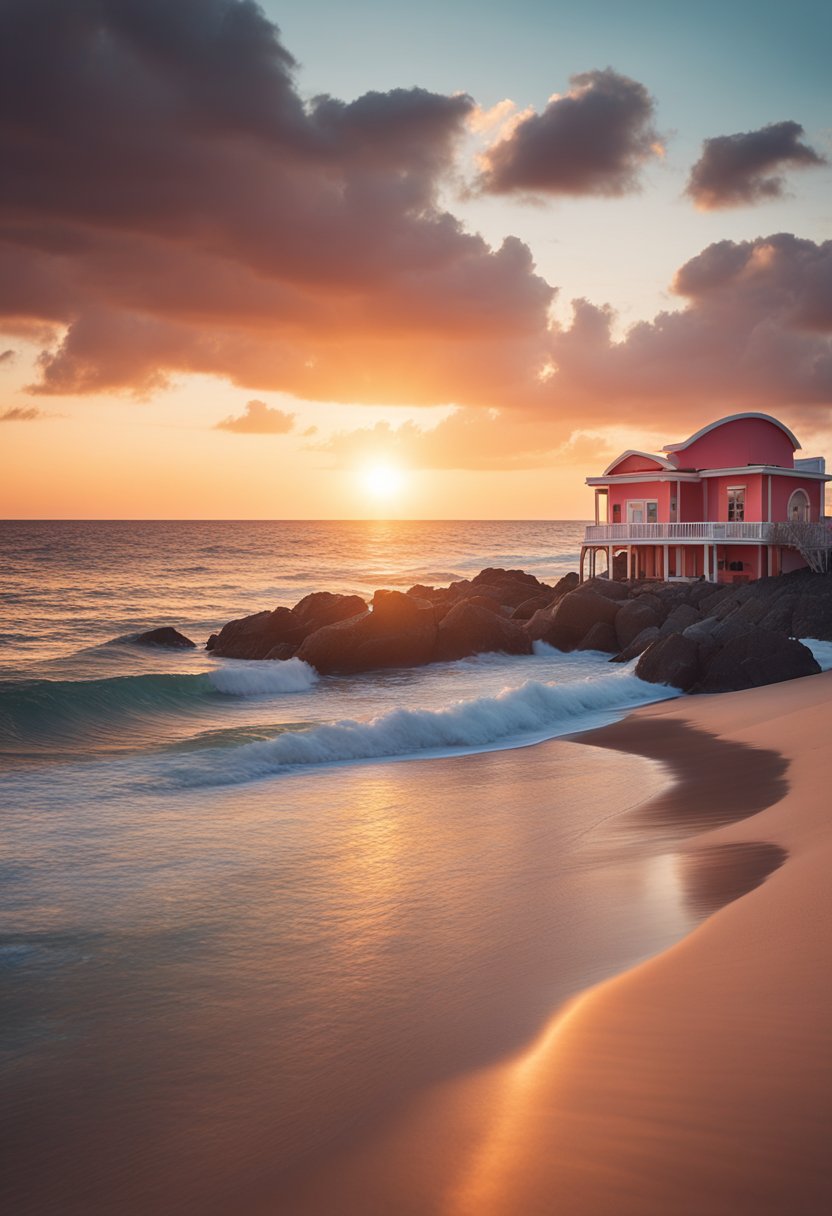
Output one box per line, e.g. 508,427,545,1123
787,487,811,523
698,465,831,480
602,449,677,476
586,472,701,486
663,412,801,454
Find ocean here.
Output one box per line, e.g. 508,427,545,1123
1,519,698,1214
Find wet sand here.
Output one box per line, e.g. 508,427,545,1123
283,672,832,1215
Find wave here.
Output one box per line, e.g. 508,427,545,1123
158,668,679,789
0,660,318,753
801,638,832,671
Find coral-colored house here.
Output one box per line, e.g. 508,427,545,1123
582,413,831,583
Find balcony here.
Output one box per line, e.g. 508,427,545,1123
584,521,832,545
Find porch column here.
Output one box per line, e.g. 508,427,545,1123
703,543,710,581
663,543,669,582
677,545,683,577
608,546,613,579
594,490,600,526
627,546,633,579
766,545,772,577
579,547,586,583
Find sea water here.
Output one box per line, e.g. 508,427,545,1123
0,520,752,1213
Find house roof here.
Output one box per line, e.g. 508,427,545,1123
602,449,677,475
663,412,801,454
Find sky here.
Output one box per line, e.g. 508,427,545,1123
1,0,831,519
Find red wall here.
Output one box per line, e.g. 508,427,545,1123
608,480,672,521
768,475,823,521
667,417,796,471
704,474,765,522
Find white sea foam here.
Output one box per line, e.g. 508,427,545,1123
208,658,319,696
800,638,832,671
166,667,680,787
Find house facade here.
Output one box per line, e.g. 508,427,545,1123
581,413,832,584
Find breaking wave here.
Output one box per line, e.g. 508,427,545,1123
159,668,680,789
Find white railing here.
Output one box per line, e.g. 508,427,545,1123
584,521,832,545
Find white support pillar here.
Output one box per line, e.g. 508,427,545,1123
663,544,669,582
703,543,710,581
608,546,613,579
579,547,586,583
594,490,600,526
677,545,683,578
627,546,633,580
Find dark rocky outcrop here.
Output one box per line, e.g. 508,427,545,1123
692,630,820,693
635,633,702,691
433,600,532,662
576,620,619,653
296,591,437,674
536,588,621,652
610,625,661,663
211,592,367,659
135,626,196,649
615,598,661,649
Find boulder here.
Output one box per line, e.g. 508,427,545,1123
576,620,619,653
609,625,661,663
659,602,702,637
297,592,437,674
758,594,799,636
580,577,630,602
462,594,509,615
533,589,621,652
550,571,580,601
615,598,661,648
511,595,553,621
135,626,196,649
693,629,820,693
206,633,219,651
687,580,721,608
433,600,532,663
212,593,367,659
791,586,832,641
635,633,702,691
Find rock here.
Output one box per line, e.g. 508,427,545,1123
681,617,720,646
533,589,621,652
263,642,296,661
434,600,532,663
463,594,509,615
693,629,820,693
758,594,799,636
659,603,702,637
512,595,553,621
212,593,367,659
687,581,721,608
580,577,630,602
206,633,218,651
577,620,619,653
135,626,196,649
610,625,661,663
697,585,736,616
791,587,832,641
550,572,580,600
635,634,702,691
472,567,542,590
297,592,437,674
615,599,661,648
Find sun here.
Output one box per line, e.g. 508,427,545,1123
361,462,404,499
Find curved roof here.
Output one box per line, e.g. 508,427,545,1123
603,449,677,476
663,412,801,454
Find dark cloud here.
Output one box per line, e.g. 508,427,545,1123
215,399,294,433
478,69,662,198
1,0,556,403
0,349,15,362
0,405,50,421
686,121,826,210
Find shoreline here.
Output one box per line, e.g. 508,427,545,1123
282,670,832,1214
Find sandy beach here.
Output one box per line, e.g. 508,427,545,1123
283,670,832,1215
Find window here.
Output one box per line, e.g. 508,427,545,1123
612,504,621,521
727,487,745,522
627,500,658,524
788,489,810,522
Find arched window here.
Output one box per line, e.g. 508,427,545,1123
788,489,810,523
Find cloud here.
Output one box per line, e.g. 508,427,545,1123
686,121,826,210
478,69,662,198
0,349,15,363
215,399,295,433
0,405,51,421
0,0,554,405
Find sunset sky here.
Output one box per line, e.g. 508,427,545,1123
1,0,831,519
